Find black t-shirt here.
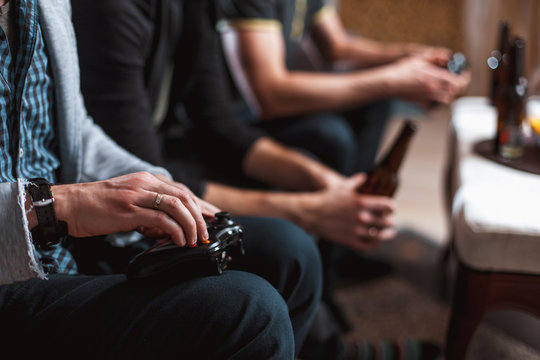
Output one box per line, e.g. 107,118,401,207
218,0,329,67
72,0,266,195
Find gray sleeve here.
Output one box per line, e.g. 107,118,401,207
40,0,171,184
0,181,44,286
79,111,171,183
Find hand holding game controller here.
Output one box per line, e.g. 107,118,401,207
126,212,245,280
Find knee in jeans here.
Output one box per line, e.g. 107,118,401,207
222,272,295,355
309,118,356,158
258,218,322,300
300,116,356,173
259,218,321,275
150,272,294,359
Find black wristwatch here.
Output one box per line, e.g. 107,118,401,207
27,178,68,250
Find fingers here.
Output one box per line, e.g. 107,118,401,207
136,180,209,246
355,225,396,241
198,199,221,219
357,194,395,214
148,193,202,247
136,226,168,240
358,208,394,228
133,207,189,247
353,193,396,250
153,175,219,236
347,172,368,190
342,224,396,252
418,48,452,66
424,65,470,103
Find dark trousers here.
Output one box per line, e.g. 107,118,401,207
261,101,391,176
262,102,392,338
0,217,322,359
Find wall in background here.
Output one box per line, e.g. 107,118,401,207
462,0,540,96
338,0,464,53
338,0,540,96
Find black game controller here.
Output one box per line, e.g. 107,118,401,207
126,212,245,280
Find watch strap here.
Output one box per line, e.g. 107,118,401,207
27,178,67,250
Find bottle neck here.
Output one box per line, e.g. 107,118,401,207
379,122,416,172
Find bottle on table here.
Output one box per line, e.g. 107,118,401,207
490,21,511,155
497,37,527,160
489,21,510,105
357,120,417,197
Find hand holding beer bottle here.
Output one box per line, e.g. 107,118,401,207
357,120,417,197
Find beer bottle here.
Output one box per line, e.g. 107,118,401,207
357,120,417,197
489,21,510,105
491,21,511,155
498,37,527,160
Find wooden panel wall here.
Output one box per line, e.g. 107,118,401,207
337,0,540,96
338,0,464,52
464,0,540,96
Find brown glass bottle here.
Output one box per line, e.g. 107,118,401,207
357,120,417,197
491,21,511,155
498,37,527,160
489,21,510,105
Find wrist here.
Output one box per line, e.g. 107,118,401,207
282,192,320,233
26,178,68,249
50,183,76,229
374,65,400,98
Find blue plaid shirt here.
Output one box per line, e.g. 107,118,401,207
0,0,76,274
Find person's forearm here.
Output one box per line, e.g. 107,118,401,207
331,36,412,67
242,137,344,191
256,66,393,120
203,182,315,230
204,177,397,252
310,10,411,68
254,56,466,118
234,30,396,120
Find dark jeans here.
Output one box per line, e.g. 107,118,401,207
260,101,392,175
261,102,392,338
0,217,322,359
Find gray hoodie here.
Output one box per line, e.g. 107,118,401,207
0,0,170,285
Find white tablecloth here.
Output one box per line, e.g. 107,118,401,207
449,97,540,274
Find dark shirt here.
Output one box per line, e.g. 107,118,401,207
72,0,266,193
218,0,327,67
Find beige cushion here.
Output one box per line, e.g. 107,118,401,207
449,97,540,274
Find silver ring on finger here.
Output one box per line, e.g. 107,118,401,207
368,226,379,238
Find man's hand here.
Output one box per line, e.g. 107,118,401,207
404,43,452,67
299,174,396,251
51,172,212,247
383,56,470,106
152,173,221,219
